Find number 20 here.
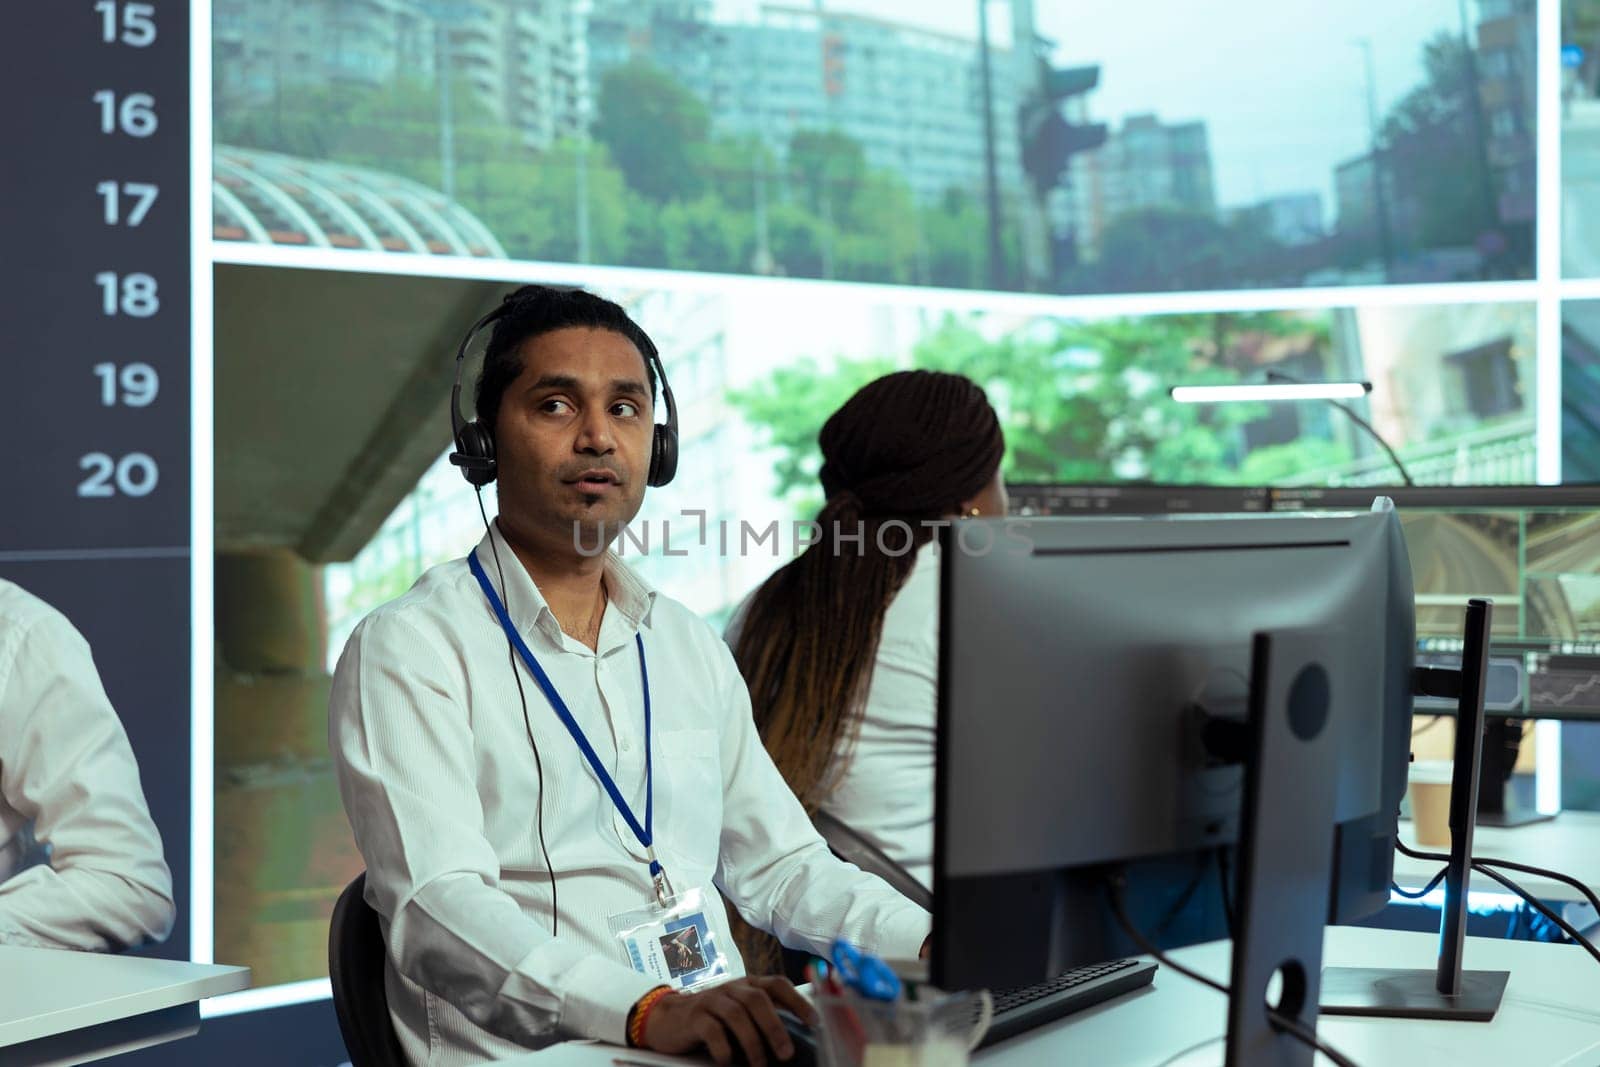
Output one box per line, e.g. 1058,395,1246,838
78,453,159,498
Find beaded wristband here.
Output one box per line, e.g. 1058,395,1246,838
627,985,674,1048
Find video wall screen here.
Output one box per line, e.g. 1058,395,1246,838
212,0,1542,294
190,0,1600,1011
8,0,1600,1020
200,0,1600,1006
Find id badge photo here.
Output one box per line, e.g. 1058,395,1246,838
608,885,731,992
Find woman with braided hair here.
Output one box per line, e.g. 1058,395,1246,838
728,370,1007,903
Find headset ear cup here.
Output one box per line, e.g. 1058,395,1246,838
648,424,678,487
456,421,497,487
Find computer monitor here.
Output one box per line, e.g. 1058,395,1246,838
1277,486,1600,825
1010,483,1600,824
931,509,1415,994
1010,484,1600,719
1272,485,1600,723
1007,482,1271,517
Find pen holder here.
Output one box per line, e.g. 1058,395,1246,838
813,987,992,1067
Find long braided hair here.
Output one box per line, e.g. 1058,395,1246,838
732,370,1005,812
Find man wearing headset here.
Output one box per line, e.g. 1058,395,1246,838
329,286,930,1067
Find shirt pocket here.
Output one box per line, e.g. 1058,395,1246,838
655,728,723,881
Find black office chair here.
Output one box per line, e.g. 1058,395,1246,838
329,872,408,1067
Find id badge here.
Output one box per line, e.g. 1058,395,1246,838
608,885,731,992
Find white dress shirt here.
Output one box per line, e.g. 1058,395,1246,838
728,542,940,890
329,523,930,1067
0,579,176,951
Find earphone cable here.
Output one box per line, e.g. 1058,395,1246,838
477,489,560,936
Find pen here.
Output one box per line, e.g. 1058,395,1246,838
613,1058,673,1067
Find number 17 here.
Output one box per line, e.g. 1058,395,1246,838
96,181,159,226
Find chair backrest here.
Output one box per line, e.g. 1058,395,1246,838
812,809,933,912
328,872,408,1067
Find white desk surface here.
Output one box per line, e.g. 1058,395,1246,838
500,927,1600,1067
0,945,250,1048
1392,811,1600,901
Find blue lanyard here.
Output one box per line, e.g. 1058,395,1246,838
468,551,669,899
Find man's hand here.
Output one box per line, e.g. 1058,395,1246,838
636,976,818,1067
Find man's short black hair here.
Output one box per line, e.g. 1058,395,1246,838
474,285,659,436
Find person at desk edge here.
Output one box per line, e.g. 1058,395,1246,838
329,285,931,1067
0,578,176,951
729,371,1006,899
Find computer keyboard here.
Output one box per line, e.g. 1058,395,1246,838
978,957,1160,1047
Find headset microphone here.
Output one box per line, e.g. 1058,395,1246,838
449,307,510,488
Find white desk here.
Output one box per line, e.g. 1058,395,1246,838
1392,812,1600,902
979,927,1600,1066
0,946,250,1067
500,928,1600,1067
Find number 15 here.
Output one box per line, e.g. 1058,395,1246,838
94,1,156,47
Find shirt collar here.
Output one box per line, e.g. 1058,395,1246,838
472,522,658,650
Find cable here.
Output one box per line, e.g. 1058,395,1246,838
478,490,560,936
1152,853,1211,941
1472,855,1600,922
1271,1012,1358,1067
1107,873,1226,995
1216,847,1237,938
1395,838,1600,922
1105,874,1360,1067
1264,368,1414,486
1472,863,1600,968
1411,714,1447,737
1392,838,1430,861
1394,838,1600,968
1391,867,1448,899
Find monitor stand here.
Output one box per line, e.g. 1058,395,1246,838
1476,718,1555,828
1322,598,1510,1021
1221,629,1342,1067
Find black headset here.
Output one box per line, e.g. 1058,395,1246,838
448,288,679,488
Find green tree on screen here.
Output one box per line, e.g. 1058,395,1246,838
1237,439,1354,483
218,76,642,265
729,311,1346,511
217,78,513,186
593,61,713,203
469,141,631,264
788,130,869,220
834,175,924,284
729,356,900,514
767,202,829,278
1080,207,1290,294
1379,32,1496,255
699,134,777,213
920,190,989,289
216,58,1030,287
662,196,756,272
